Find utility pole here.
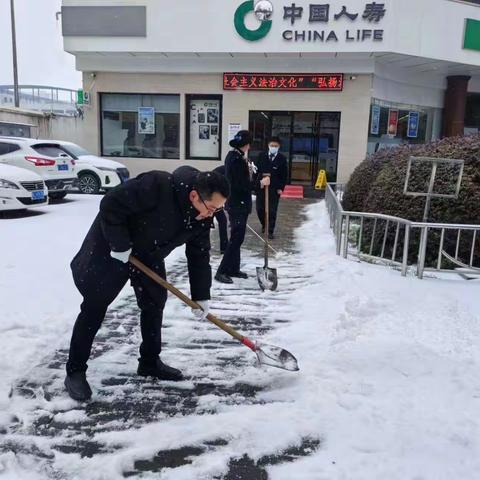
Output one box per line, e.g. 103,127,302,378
10,0,19,108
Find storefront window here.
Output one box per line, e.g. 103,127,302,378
0,122,31,137
367,99,435,154
186,95,222,160
100,93,180,159
465,93,480,134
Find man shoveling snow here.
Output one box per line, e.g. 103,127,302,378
64,167,229,401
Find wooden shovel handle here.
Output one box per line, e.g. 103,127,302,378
128,256,255,349
263,174,271,267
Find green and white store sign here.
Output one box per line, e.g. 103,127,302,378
234,0,273,41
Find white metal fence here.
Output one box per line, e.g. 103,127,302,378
325,183,480,279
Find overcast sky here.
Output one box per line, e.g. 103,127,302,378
0,0,81,89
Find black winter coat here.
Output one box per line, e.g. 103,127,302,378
224,149,253,214
213,165,225,176
254,151,288,193
71,166,213,301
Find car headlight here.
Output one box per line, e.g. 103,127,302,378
0,178,19,189
97,167,118,172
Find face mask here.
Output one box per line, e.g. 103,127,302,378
269,146,279,156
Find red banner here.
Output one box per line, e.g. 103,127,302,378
387,109,399,136
223,73,344,92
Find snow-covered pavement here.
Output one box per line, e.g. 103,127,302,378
1,195,480,479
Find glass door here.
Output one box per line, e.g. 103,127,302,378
249,110,341,184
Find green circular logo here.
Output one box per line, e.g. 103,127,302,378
234,0,272,42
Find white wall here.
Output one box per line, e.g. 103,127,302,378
46,115,90,146
373,64,446,108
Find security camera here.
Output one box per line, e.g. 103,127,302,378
90,73,97,78
349,75,357,81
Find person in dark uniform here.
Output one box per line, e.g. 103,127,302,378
254,136,288,239
213,165,228,254
215,130,255,284
64,167,229,401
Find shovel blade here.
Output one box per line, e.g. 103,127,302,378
255,342,299,371
256,267,278,291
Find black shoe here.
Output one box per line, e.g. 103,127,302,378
64,372,92,401
137,358,184,381
268,233,275,240
230,271,248,279
215,272,233,284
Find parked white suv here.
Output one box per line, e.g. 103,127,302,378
55,141,130,194
0,137,77,200
0,164,48,211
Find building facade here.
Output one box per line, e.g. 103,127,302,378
62,0,480,184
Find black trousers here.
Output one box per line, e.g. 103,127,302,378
256,189,281,234
66,260,167,374
217,210,248,276
214,209,229,253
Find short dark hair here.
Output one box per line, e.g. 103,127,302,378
194,171,230,200
269,136,281,145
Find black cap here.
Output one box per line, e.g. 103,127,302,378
229,130,252,149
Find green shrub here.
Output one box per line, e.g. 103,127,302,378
342,135,480,268
344,135,480,223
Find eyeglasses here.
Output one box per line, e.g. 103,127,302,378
197,191,224,214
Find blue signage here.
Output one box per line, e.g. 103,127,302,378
407,111,419,138
370,105,381,135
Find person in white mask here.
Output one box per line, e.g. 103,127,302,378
254,137,288,240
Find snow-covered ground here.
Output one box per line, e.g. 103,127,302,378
0,196,101,407
1,196,480,479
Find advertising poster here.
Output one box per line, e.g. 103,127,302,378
407,111,420,138
189,98,220,158
228,123,242,141
387,109,399,136
370,105,381,135
138,107,155,134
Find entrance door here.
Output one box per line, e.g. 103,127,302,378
249,110,340,184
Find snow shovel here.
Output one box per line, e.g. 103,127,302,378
246,224,279,255
256,179,278,291
129,255,298,372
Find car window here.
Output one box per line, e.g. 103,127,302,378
62,144,89,157
31,144,72,158
0,142,20,155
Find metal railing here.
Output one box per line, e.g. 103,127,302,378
325,183,480,279
0,85,78,116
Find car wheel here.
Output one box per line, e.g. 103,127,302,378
48,191,67,200
78,173,101,194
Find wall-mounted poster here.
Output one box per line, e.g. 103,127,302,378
207,109,219,123
387,109,399,136
187,96,222,159
138,107,155,134
370,105,381,135
228,123,242,141
199,125,210,140
407,111,420,138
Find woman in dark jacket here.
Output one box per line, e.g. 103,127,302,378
215,130,254,284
